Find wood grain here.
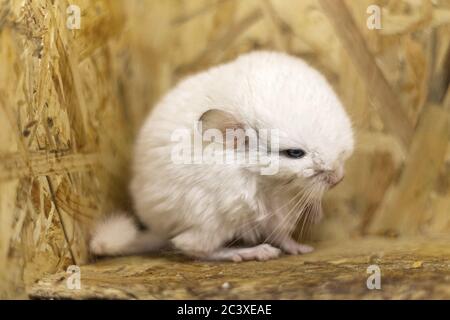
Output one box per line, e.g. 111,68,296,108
319,0,414,147
30,237,450,299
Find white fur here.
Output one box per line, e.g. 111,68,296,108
90,213,138,255
90,213,167,256
91,51,354,261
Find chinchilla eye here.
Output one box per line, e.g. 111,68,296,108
284,149,306,159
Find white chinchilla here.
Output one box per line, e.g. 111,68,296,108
90,51,354,262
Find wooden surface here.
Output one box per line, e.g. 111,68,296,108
370,105,449,235
29,237,450,300
319,0,414,148
0,0,131,298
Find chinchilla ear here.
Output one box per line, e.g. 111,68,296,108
198,109,245,136
198,109,248,149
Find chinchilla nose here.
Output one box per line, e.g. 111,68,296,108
324,167,344,188
328,172,344,188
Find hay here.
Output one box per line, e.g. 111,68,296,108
0,0,449,298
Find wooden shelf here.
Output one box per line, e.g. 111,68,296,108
29,237,450,299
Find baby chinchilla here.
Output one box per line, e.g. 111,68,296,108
90,51,354,262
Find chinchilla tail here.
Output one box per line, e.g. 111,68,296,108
89,212,167,256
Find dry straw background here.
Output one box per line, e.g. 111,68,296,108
0,0,449,298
